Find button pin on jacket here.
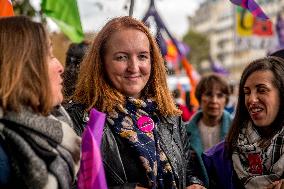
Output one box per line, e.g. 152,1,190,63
137,115,154,133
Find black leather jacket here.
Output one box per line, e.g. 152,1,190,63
65,102,204,189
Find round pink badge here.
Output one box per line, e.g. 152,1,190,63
137,115,154,133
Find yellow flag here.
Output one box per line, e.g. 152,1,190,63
236,7,254,36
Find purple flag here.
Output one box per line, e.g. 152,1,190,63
177,41,190,57
276,13,284,48
209,57,229,76
230,0,269,20
78,108,108,189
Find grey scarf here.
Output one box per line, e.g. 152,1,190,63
232,122,284,189
0,106,81,189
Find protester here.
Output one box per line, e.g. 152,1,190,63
203,56,284,189
225,83,238,116
0,16,81,189
66,16,205,188
185,90,197,117
187,73,232,187
63,41,89,99
172,88,193,122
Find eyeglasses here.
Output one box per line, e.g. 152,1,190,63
202,92,226,100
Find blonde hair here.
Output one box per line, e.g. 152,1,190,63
73,16,181,116
0,16,52,115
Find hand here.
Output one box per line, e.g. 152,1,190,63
186,184,206,189
266,180,284,189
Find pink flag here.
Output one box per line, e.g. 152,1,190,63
77,108,108,189
230,0,268,20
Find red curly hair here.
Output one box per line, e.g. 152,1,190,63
72,16,181,116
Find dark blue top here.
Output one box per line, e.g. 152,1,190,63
0,138,11,187
202,141,244,189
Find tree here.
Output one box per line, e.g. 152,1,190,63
182,30,210,71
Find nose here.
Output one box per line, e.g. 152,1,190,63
211,95,218,102
247,91,259,104
56,58,64,74
127,56,139,73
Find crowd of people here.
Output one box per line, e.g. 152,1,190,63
0,15,284,189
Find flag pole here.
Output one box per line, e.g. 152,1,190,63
129,0,135,17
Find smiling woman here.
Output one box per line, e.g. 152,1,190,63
66,16,205,189
103,28,151,98
202,56,284,189
243,70,280,128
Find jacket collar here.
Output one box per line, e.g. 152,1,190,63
102,116,183,187
187,110,232,155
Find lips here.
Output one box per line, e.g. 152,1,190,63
125,75,140,78
250,108,262,113
208,106,220,110
249,105,264,119
125,75,141,81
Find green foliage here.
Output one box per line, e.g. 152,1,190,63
182,30,210,70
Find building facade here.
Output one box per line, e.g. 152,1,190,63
188,0,284,81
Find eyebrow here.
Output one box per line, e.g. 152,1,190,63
244,84,268,88
255,84,268,87
114,51,150,54
113,51,127,55
140,51,150,53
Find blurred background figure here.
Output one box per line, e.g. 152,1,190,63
225,83,238,116
63,41,90,100
0,16,81,189
172,88,194,122
187,73,232,187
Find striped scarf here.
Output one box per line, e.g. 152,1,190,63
106,97,177,189
0,106,81,189
232,122,284,188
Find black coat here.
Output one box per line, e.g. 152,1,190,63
65,102,204,189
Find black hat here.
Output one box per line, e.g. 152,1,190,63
270,49,284,59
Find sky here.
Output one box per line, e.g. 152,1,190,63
30,0,204,39
77,0,203,38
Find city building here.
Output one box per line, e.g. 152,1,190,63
188,0,284,81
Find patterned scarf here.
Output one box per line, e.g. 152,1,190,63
0,106,81,189
106,97,176,189
232,122,284,188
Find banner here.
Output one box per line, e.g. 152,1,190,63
0,0,14,17
230,0,268,20
236,7,273,37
